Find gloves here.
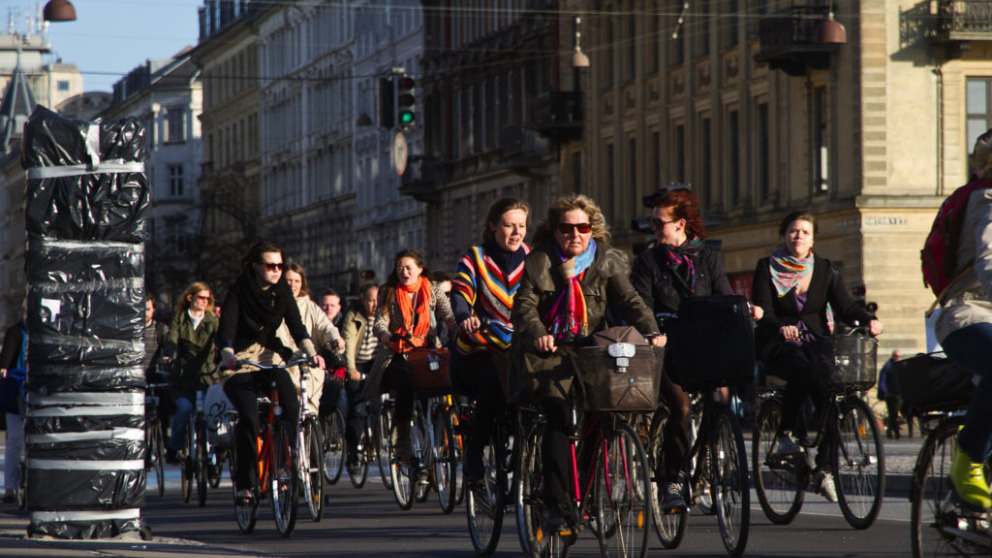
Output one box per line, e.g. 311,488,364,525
333,367,347,383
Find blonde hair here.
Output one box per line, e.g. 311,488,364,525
534,194,611,245
178,281,215,314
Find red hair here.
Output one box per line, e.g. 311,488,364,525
654,189,706,239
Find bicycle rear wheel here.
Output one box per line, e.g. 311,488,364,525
321,408,345,484
148,419,165,497
467,427,506,556
688,400,714,515
376,404,394,490
832,396,885,530
390,421,416,510
752,398,806,524
648,414,686,549
433,406,457,514
712,406,750,557
349,416,371,489
413,411,431,504
595,422,651,558
196,416,209,507
230,449,259,534
302,417,325,521
271,421,299,537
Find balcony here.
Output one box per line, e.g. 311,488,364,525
398,156,441,204
534,91,583,142
501,124,550,174
755,6,842,76
935,0,992,42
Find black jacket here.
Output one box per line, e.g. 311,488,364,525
629,245,732,330
751,255,874,361
218,271,309,358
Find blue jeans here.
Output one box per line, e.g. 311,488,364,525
168,396,193,452
940,323,992,462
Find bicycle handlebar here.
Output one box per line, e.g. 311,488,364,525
235,357,312,371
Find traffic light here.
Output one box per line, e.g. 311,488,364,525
396,75,415,128
377,76,395,129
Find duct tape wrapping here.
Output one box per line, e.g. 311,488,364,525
26,239,143,288
22,106,148,243
29,510,141,539
25,365,144,394
27,335,143,368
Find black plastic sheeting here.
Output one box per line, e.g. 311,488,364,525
22,107,147,539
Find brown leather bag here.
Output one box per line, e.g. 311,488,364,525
406,347,452,391
570,326,663,412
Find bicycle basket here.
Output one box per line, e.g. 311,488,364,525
811,334,878,391
203,383,233,447
569,326,663,412
668,294,756,390
406,347,452,394
891,353,974,413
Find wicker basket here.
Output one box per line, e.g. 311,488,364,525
811,334,878,391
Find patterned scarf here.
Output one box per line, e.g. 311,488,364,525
393,275,432,353
660,236,703,298
769,246,834,333
544,239,597,339
453,241,529,354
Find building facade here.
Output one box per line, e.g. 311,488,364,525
565,0,992,356
102,51,203,304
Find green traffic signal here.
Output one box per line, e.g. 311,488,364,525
399,111,415,125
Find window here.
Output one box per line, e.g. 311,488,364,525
648,10,659,73
165,108,186,143
651,130,660,190
967,77,992,153
675,123,685,183
700,117,711,205
168,164,185,197
756,103,770,200
697,0,710,56
165,216,188,254
728,110,740,204
626,9,636,81
813,86,829,193
725,0,739,48
57,80,70,91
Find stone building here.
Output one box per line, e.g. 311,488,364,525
565,0,992,355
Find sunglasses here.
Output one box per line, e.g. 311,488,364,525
557,222,592,235
651,218,679,229
261,262,285,272
195,295,211,301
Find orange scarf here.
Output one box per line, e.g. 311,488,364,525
393,276,432,353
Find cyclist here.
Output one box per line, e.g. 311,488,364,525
751,210,882,502
218,242,324,503
450,198,530,490
337,283,379,476
512,194,663,532
278,263,344,416
363,249,456,460
629,188,754,510
161,282,219,464
929,129,992,510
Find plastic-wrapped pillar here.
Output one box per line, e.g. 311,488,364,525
21,106,149,539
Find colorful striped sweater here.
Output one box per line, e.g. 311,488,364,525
452,243,529,354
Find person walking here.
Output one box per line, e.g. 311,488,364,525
876,350,904,439
0,321,26,503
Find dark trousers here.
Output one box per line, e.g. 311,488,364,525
452,350,505,479
381,356,415,426
658,370,690,482
224,370,300,491
541,397,572,515
765,344,821,437
322,360,372,462
883,394,903,437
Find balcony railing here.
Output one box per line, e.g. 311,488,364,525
534,91,583,142
755,6,841,76
936,0,992,42
398,156,440,204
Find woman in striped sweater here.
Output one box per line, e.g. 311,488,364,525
451,198,530,488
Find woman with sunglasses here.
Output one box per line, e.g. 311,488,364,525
363,249,456,460
218,242,324,503
511,194,663,533
629,188,751,510
161,282,219,464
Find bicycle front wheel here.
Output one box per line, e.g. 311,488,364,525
711,406,750,557
432,406,457,514
271,421,299,537
321,408,345,484
230,448,259,534
515,421,545,558
832,396,885,530
302,417,325,521
196,416,209,507
466,426,506,556
390,422,416,511
349,416,371,489
752,398,805,524
647,413,686,549
596,422,652,558
376,404,394,490
149,419,165,497
181,418,195,504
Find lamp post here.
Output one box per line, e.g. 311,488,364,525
43,0,76,22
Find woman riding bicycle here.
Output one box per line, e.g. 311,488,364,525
751,211,882,502
161,281,219,464
629,188,753,511
511,194,664,532
450,197,530,490
218,242,324,503
930,129,992,511
363,249,456,460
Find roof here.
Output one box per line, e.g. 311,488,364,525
0,59,37,153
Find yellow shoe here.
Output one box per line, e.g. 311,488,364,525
950,448,992,510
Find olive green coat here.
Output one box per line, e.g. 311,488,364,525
163,310,219,399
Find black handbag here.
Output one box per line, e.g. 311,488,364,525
668,295,755,390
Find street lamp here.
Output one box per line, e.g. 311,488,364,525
43,0,76,22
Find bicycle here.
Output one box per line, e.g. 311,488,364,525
321,405,346,485
228,358,309,537
180,386,211,507
752,328,885,530
144,382,168,497
390,395,433,510
648,386,750,556
427,392,463,514
515,337,655,558
375,394,395,490
344,373,376,489
465,402,516,556
295,359,325,522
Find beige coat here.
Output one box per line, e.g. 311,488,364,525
935,187,992,343
276,297,343,414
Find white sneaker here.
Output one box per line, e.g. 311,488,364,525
816,470,838,503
